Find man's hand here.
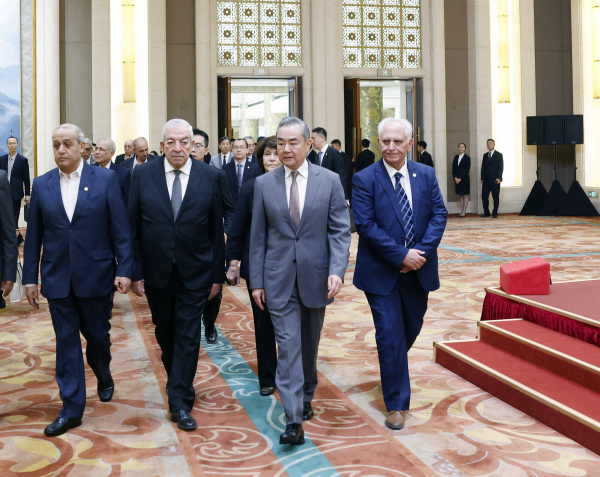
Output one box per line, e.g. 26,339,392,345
252,288,266,310
455,178,461,184
401,249,426,273
1,281,14,297
226,261,241,286
224,233,228,243
496,178,501,184
327,275,343,299
26,286,39,309
132,280,145,297
24,197,30,203
114,277,132,294
208,283,222,301
481,180,483,185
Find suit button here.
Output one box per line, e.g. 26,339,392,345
69,230,72,233
293,259,296,263
296,237,299,242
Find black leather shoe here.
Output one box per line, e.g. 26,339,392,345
280,423,305,445
480,213,490,218
260,386,275,396
44,417,82,436
493,213,498,218
17,234,24,246
0,296,5,309
303,402,314,421
205,328,218,344
171,410,197,431
166,384,169,396
98,377,115,402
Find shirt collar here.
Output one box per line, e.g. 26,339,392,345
164,157,192,175
59,160,84,179
8,153,16,160
489,149,495,154
383,158,408,181
319,144,329,155
284,158,309,179
234,158,247,168
101,161,112,169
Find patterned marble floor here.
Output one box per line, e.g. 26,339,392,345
1,215,600,476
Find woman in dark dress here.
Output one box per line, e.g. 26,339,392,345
452,143,471,217
225,136,282,396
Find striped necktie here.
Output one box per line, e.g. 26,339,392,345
394,172,415,248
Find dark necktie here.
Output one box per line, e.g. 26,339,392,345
237,163,243,192
172,170,182,220
222,154,227,167
394,172,415,248
289,171,300,229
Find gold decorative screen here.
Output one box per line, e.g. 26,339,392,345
217,1,302,67
342,0,421,69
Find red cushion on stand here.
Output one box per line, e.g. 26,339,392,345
500,257,551,295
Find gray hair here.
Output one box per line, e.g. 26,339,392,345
162,118,193,142
124,139,133,146
97,138,116,154
377,117,413,139
133,137,148,150
53,123,85,144
83,137,93,146
276,117,310,141
242,135,255,143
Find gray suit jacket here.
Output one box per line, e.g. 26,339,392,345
249,161,351,310
0,170,18,281
210,152,232,170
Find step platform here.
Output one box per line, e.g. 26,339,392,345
434,319,600,456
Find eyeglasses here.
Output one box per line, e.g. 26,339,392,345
193,144,205,150
232,146,247,150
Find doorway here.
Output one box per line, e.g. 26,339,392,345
344,78,419,161
217,77,302,141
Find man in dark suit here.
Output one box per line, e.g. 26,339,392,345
24,123,134,437
0,170,17,310
93,138,131,208
129,119,224,431
480,138,503,218
192,128,236,344
352,118,446,431
417,141,434,168
330,139,353,200
355,139,375,172
114,139,134,165
120,137,160,175
308,127,348,201
243,136,257,162
0,136,31,245
224,138,262,205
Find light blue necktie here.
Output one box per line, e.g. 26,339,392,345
237,163,243,192
172,170,182,220
394,172,415,248
318,151,323,166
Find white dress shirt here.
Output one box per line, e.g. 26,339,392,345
100,161,112,169
165,157,192,199
383,158,413,209
7,154,16,181
59,160,84,222
132,156,147,171
457,153,465,165
284,159,309,218
317,145,328,166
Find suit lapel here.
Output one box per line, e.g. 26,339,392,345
48,169,70,223
243,163,253,183
150,158,174,218
407,160,420,229
298,162,320,232
376,160,406,232
176,160,202,222
272,166,296,231
71,163,96,223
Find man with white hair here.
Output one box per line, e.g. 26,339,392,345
94,138,131,208
352,117,447,431
23,123,134,437
128,118,225,431
115,139,134,165
82,138,95,165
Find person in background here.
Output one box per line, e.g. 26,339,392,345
308,127,348,201
192,128,235,345
223,139,262,205
0,168,17,311
82,138,95,165
417,141,434,168
356,139,375,172
121,137,159,175
210,137,233,170
24,123,133,437
330,139,353,201
243,136,256,162
452,143,471,217
115,139,134,165
0,136,30,246
480,139,503,218
226,136,280,397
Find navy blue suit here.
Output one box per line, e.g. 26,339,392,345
223,159,262,204
94,162,131,208
0,153,31,228
23,162,134,418
352,159,446,411
120,154,161,175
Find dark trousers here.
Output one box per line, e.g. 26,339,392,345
481,181,501,215
365,272,428,412
47,289,112,418
202,289,221,332
11,199,20,230
145,265,208,413
247,287,277,388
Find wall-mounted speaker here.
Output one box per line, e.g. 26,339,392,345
543,115,564,145
564,115,584,144
526,116,544,145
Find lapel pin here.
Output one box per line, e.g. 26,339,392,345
413,173,417,177
84,187,89,191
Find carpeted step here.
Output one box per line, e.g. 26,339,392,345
434,339,600,456
478,319,600,394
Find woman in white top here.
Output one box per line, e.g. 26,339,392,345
452,143,471,217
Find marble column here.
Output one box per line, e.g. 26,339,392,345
36,0,61,175
20,0,35,176
196,0,212,141
92,0,111,140
148,0,167,149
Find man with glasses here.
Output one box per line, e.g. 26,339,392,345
223,139,262,206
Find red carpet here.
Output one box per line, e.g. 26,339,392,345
434,319,600,456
